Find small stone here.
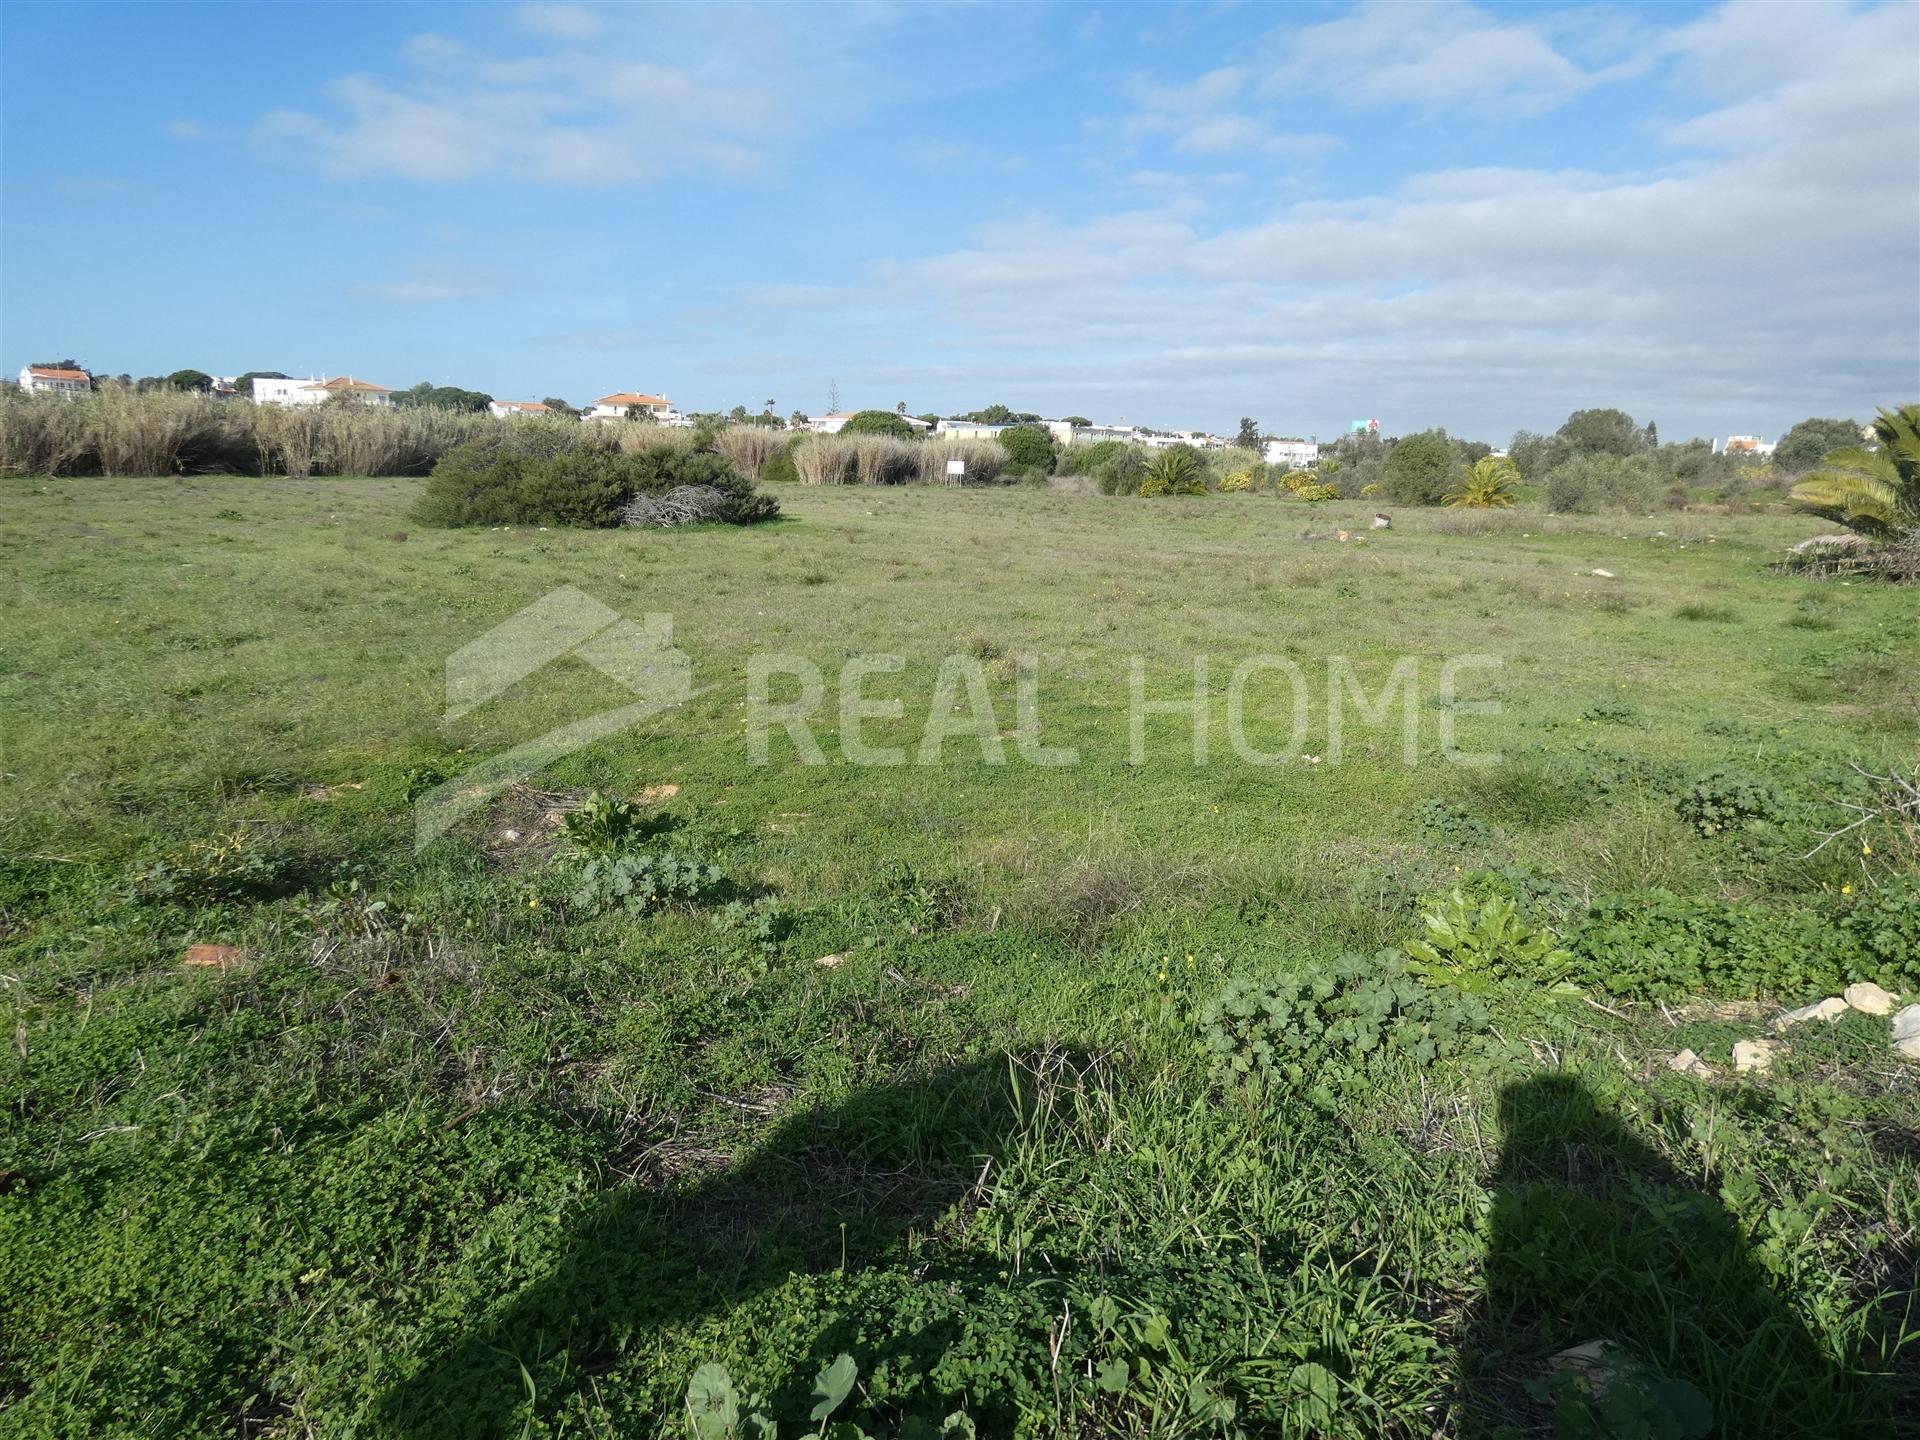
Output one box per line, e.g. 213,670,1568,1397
1843,981,1895,1016
182,943,243,969
1773,996,1849,1030
1895,1035,1920,1063
1370,513,1392,529
814,953,846,969
1590,568,1616,578
1891,1004,1920,1044
1732,1038,1777,1074
1666,1049,1712,1078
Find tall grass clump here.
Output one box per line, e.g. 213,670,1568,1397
916,437,1010,485
1,387,513,478
0,388,100,475
789,434,922,485
712,425,787,481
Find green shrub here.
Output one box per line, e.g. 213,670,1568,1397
841,410,916,439
565,850,727,917
761,440,799,485
1379,430,1459,505
1294,482,1341,502
1544,454,1662,513
998,424,1058,472
1199,951,1492,1101
1562,882,1920,1000
1058,439,1125,476
416,439,777,527
1094,446,1148,495
414,441,632,527
1673,769,1792,838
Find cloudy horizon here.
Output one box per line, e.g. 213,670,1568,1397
3,0,1916,442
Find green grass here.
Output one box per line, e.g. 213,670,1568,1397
1,477,1916,1438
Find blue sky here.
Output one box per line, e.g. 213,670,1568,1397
3,0,1916,440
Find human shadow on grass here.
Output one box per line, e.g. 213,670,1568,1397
379,1057,1021,1439
1459,1072,1900,1438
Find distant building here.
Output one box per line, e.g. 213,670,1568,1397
252,376,392,407
18,364,90,397
1263,438,1320,468
588,391,672,422
934,418,1009,439
809,412,932,435
488,400,556,418
1718,435,1776,457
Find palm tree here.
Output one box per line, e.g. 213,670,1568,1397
1790,404,1920,540
1445,455,1522,508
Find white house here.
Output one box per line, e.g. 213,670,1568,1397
1716,435,1777,458
587,391,672,422
1263,438,1320,468
18,364,90,397
810,412,932,435
488,400,557,418
252,376,392,407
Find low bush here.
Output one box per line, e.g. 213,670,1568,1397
1378,430,1460,505
564,850,728,916
1218,469,1255,493
415,437,776,527
1200,951,1493,1101
998,424,1058,474
1544,454,1663,513
760,440,799,485
1057,439,1126,476
1673,768,1793,838
414,442,633,527
841,410,917,439
1563,878,1920,1000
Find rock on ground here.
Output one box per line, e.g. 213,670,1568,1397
1843,981,1895,1016
1733,1038,1778,1074
1773,996,1849,1030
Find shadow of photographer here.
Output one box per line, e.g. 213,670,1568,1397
1458,1072,1898,1438
379,1055,1019,1438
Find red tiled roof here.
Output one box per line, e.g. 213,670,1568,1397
496,401,551,412
597,392,668,407
303,377,392,393
27,366,89,381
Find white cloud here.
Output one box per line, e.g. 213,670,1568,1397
264,24,792,185
1260,0,1640,116
813,3,1919,435
517,4,603,41
165,118,207,141
1114,64,1341,157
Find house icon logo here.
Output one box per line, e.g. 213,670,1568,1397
414,586,695,849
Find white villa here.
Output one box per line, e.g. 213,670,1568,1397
1263,438,1320,468
587,391,673,422
488,400,557,418
18,364,90,397
810,412,932,435
252,376,392,407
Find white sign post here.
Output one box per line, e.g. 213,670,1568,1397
945,458,966,486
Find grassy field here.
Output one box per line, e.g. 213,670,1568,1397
2,476,1917,1438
